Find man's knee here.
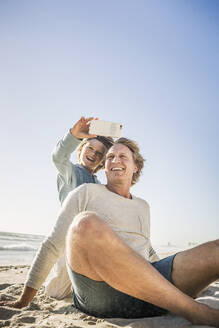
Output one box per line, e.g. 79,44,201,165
205,239,219,251
213,239,219,247
67,211,107,244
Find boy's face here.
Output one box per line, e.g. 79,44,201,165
79,139,107,173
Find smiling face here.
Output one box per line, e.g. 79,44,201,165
105,143,138,186
79,139,107,173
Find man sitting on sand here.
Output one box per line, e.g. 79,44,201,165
1,138,219,326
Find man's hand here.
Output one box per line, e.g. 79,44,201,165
0,299,27,309
70,117,98,139
0,286,37,309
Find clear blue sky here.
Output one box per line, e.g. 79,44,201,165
0,0,218,246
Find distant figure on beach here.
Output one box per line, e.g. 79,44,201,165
45,116,113,299
1,137,219,326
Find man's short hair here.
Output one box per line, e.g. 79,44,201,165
77,136,114,173
114,138,145,185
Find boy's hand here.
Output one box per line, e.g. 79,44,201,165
70,117,98,139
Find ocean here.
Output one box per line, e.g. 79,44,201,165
0,231,45,266
0,231,188,266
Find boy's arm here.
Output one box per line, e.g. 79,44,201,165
52,131,81,178
52,117,97,178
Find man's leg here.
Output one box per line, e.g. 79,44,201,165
66,211,219,326
172,240,219,297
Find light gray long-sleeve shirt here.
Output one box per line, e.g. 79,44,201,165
26,184,159,291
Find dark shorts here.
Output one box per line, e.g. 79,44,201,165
67,254,176,319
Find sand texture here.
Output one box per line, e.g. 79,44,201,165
0,266,219,328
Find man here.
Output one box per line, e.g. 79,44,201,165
1,138,219,326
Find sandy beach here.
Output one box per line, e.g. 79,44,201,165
0,265,218,328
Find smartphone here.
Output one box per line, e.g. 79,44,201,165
89,120,123,138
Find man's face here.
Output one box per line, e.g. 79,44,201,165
105,143,138,185
79,139,107,173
